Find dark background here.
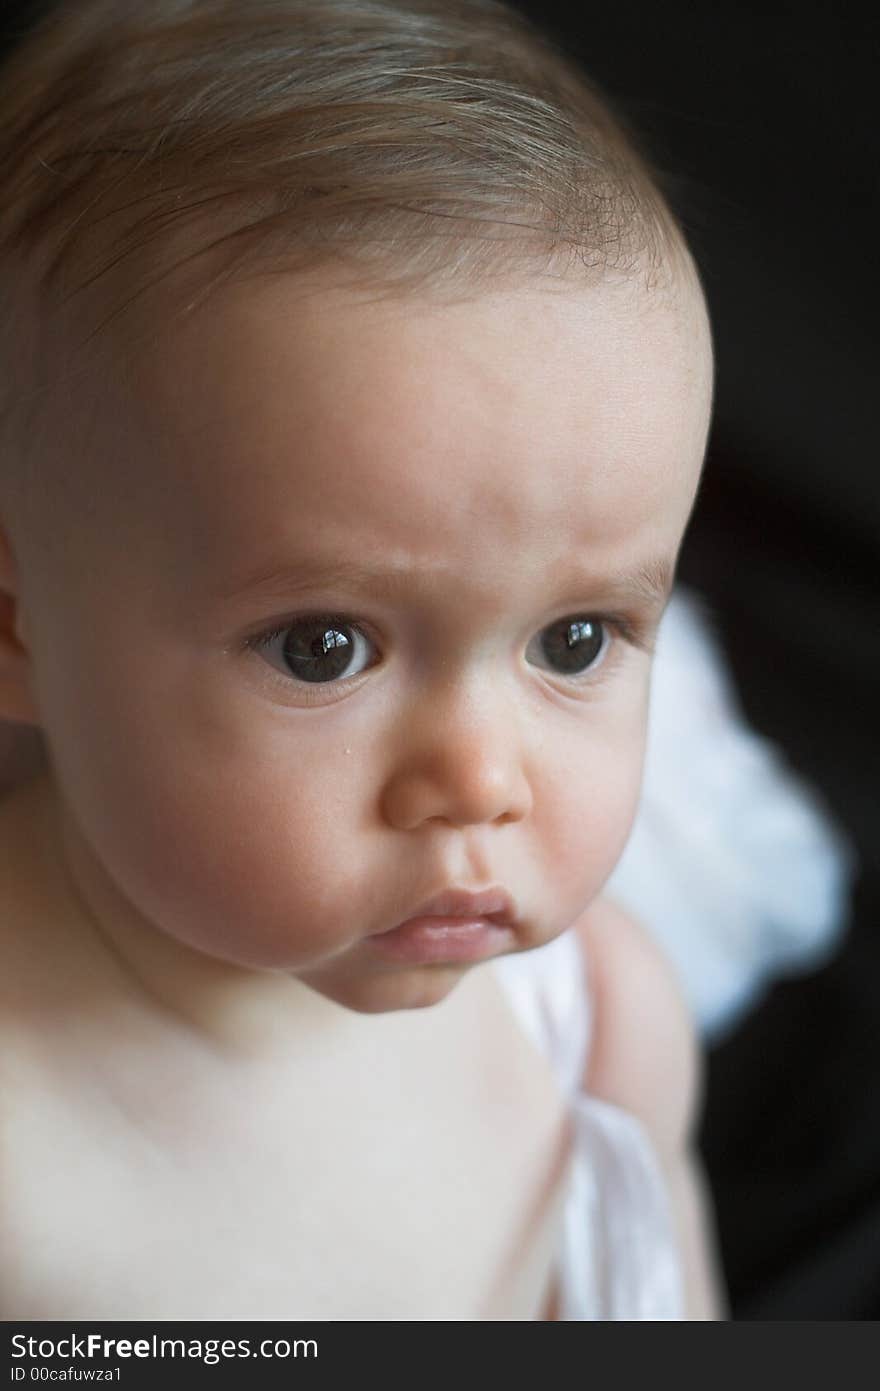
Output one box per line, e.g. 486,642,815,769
515,0,878,1319
3,0,878,1319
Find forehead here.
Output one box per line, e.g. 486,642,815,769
80,266,713,599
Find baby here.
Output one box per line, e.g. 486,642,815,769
0,0,722,1319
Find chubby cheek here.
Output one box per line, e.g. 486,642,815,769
127,767,365,967
37,646,373,970
528,701,648,933
34,592,651,972
77,742,372,968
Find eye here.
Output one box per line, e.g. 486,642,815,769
249,615,378,685
526,616,608,677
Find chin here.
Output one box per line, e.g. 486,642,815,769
300,962,469,1015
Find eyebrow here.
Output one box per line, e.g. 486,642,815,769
216,554,675,609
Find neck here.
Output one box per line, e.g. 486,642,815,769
22,771,354,1057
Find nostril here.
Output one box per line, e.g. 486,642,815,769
380,756,532,832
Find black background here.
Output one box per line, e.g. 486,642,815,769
514,0,878,1319
2,0,878,1320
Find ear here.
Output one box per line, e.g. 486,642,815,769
0,519,42,726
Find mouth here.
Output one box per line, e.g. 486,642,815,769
366,886,519,965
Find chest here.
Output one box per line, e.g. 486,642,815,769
4,971,573,1319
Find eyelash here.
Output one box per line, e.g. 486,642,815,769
243,610,653,702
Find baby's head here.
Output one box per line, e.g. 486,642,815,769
0,0,712,1013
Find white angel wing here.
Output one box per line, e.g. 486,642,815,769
606,585,855,1040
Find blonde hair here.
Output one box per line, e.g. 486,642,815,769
0,0,690,508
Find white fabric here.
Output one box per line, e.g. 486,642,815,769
487,583,854,1316
491,930,685,1321
607,586,854,1040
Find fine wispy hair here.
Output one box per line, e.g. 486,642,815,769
0,0,690,510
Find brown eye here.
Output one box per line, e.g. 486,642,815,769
255,616,377,684
526,617,607,676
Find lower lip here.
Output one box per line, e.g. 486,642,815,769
367,917,513,964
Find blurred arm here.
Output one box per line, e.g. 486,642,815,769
575,896,728,1320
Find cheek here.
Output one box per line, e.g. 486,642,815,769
68,740,369,968
32,583,652,969
35,626,371,967
531,693,649,913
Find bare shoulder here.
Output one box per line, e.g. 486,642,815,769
572,899,728,1319
573,896,702,1158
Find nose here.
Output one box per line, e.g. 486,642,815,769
379,682,533,832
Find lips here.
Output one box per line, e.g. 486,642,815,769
367,886,518,965
401,886,518,928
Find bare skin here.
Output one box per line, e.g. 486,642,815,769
0,773,725,1319
1,774,574,1319
0,265,722,1317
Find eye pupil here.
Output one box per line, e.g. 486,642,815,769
541,617,604,674
284,620,355,682
320,628,349,654
260,612,607,690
